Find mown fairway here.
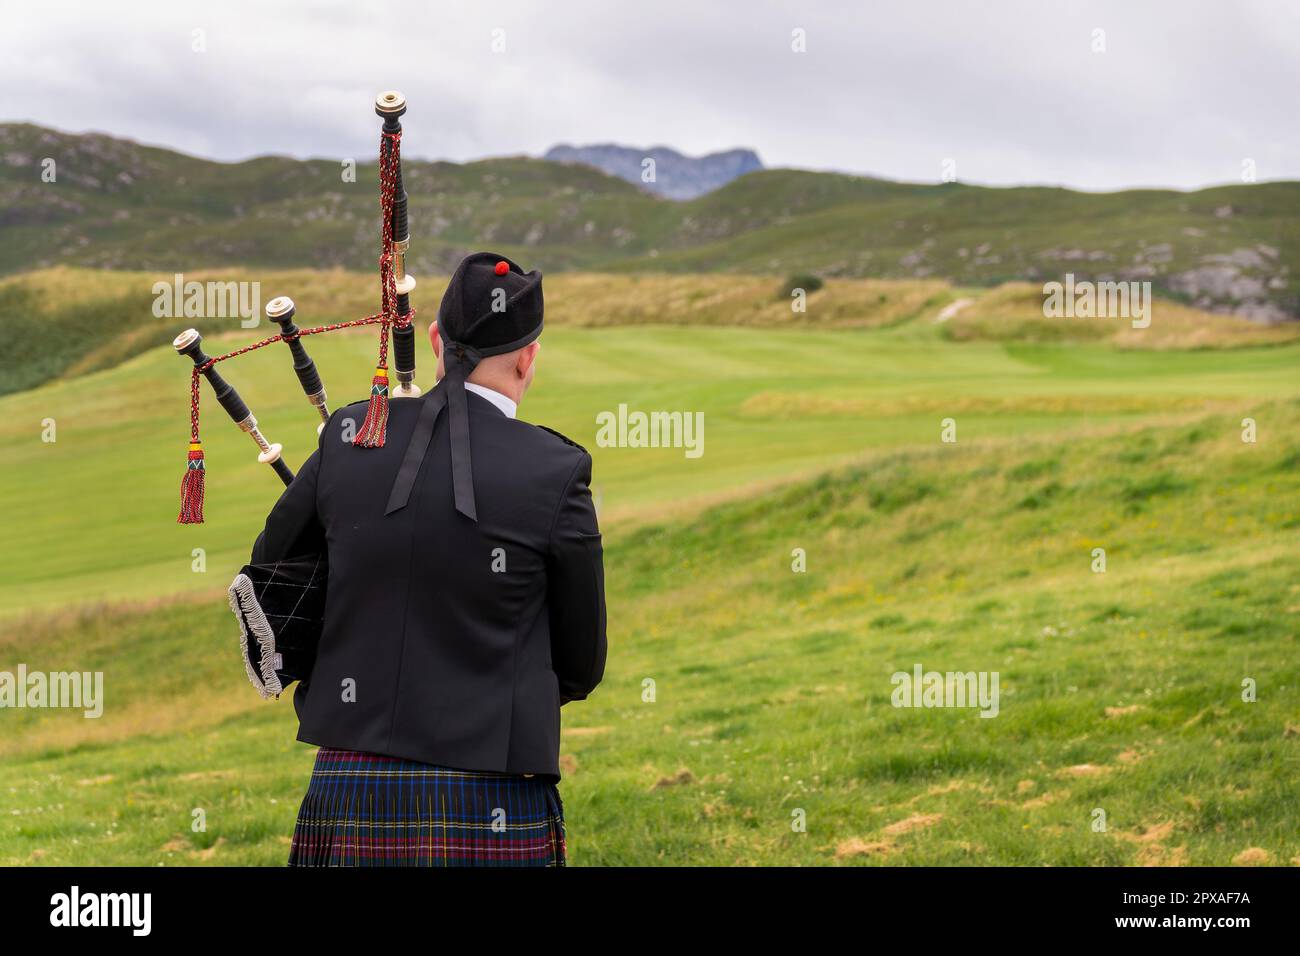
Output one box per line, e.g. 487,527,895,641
0,276,1297,865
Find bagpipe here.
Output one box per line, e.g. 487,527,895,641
174,91,421,697
175,90,422,520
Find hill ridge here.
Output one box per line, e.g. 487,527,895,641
1,122,1298,319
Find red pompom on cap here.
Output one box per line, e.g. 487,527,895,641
494,260,509,276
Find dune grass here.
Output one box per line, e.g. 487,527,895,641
2,266,1288,400
944,281,1300,350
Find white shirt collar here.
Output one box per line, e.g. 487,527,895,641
464,381,517,419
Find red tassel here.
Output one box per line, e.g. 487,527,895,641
177,442,205,524
354,367,390,447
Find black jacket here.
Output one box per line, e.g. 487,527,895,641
251,386,607,778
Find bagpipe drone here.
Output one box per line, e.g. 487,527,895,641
174,90,421,523
174,91,420,697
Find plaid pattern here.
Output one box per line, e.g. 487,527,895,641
288,748,566,867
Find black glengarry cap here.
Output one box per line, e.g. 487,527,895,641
438,252,543,355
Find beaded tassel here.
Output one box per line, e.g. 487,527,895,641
177,441,206,524
354,367,390,447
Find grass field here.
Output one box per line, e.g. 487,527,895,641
5,266,1295,399
0,277,1297,865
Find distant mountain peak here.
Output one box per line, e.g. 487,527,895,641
543,143,763,200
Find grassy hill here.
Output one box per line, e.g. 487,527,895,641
3,123,1299,320
0,253,1297,864
3,273,1299,618
0,267,951,397
5,266,1298,401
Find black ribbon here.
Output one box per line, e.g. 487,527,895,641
384,341,482,520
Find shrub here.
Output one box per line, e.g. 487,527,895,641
780,273,824,298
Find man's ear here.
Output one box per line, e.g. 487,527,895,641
516,341,540,379
429,320,442,359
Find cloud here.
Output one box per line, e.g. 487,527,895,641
1,0,1296,190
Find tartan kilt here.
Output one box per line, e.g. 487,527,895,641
288,748,566,867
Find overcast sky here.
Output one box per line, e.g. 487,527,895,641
2,0,1297,191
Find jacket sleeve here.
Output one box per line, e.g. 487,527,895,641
547,452,607,705
251,436,325,565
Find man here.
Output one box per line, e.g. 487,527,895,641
250,252,607,867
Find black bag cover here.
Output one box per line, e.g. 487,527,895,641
227,553,326,698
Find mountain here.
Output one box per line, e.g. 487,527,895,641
543,143,763,199
1,123,1298,320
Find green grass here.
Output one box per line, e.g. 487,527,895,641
1,399,1296,865
0,300,1297,865
4,266,1289,404
0,267,955,397
3,303,1298,617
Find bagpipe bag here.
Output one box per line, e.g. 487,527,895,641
227,554,326,699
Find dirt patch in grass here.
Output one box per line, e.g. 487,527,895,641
884,813,944,836
1233,847,1271,866
563,726,613,737
1058,764,1113,778
651,768,696,790
834,838,897,859
1105,705,1144,718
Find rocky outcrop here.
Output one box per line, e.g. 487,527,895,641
543,143,763,200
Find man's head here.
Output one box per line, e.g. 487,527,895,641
429,321,539,403
431,252,544,405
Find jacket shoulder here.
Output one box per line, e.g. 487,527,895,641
490,419,592,507
533,424,588,455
